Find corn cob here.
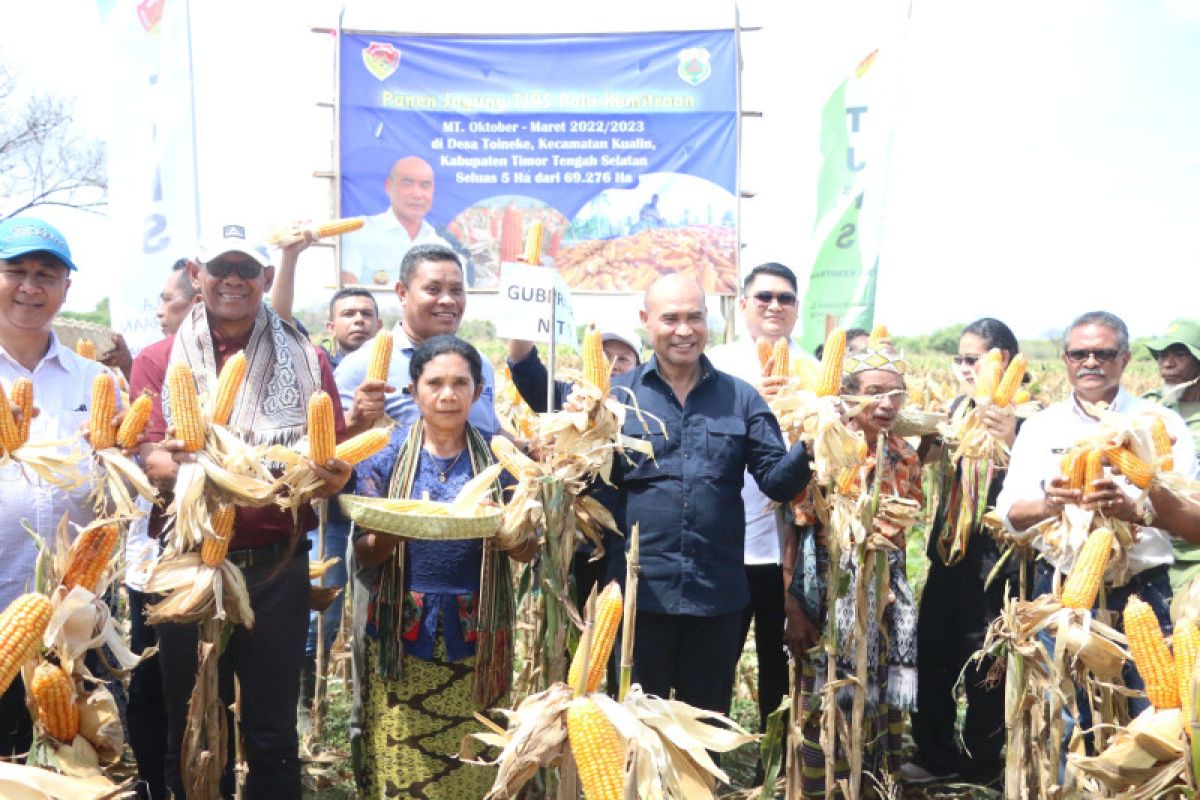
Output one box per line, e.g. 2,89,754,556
523,220,544,266
1151,417,1174,472
1124,596,1180,709
335,427,391,465
211,351,247,426
993,354,1028,407
307,391,336,465
88,374,118,451
1083,448,1104,492
491,436,536,478
756,338,773,375
1175,621,1200,722
582,326,610,394
201,503,236,567
569,582,623,695
115,392,153,449
61,523,120,594
366,331,393,383
974,349,1004,403
0,381,23,453
11,377,32,447
1061,527,1113,609
770,338,790,378
816,328,846,397
75,339,96,360
795,358,822,393
316,217,365,238
567,696,625,800
1012,388,1031,405
1062,448,1089,492
867,323,888,349
166,363,205,452
499,206,522,263
31,662,78,742
0,593,53,695
1104,447,1152,490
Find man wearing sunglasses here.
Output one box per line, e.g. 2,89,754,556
996,311,1196,734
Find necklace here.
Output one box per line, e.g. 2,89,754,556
432,449,465,483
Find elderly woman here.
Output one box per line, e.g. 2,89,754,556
348,335,535,799
782,348,924,798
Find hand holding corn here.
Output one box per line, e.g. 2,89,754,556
1080,475,1139,522
979,403,1018,446
266,217,366,248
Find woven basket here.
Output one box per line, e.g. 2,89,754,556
51,318,116,360
893,408,947,438
338,495,501,540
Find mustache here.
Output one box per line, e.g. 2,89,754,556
1075,367,1106,378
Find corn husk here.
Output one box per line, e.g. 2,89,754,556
90,446,157,517
142,552,255,628
0,760,132,799
0,438,87,492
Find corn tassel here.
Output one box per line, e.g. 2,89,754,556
211,351,248,426
1105,447,1152,490
569,582,623,695
316,217,365,238
523,219,544,265
61,523,120,594
201,503,236,567
166,363,205,452
1124,595,1179,709
1175,621,1200,723
335,427,391,465
816,328,846,396
75,340,96,360
770,338,790,378
31,662,78,742
11,377,32,447
567,696,625,800
116,392,153,449
867,323,888,349
756,338,773,375
0,593,53,695
1151,417,1174,472
491,436,536,478
1061,527,1113,609
993,353,1028,407
974,349,1004,403
366,331,393,383
0,381,23,453
88,374,118,451
307,391,336,465
582,326,610,394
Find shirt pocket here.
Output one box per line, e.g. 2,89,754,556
621,418,668,479
704,417,746,475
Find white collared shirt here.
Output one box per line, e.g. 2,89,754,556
708,336,793,565
340,210,452,287
0,334,112,607
995,387,1199,575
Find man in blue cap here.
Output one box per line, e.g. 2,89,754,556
0,216,114,755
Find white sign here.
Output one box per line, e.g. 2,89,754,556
495,262,578,351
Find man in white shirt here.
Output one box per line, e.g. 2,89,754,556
995,311,1197,726
707,262,798,745
0,217,111,756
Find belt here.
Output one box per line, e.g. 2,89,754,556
227,537,311,570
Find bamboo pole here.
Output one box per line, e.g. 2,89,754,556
310,498,328,742
619,524,639,702
822,485,840,796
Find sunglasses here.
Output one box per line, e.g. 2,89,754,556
205,258,263,280
952,355,981,367
750,290,797,307
1064,348,1122,364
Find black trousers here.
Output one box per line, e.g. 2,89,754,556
127,588,169,800
739,563,789,732
157,551,309,799
632,609,744,715
0,672,31,758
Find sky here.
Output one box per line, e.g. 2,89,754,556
0,0,1197,342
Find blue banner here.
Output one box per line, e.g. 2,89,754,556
338,31,738,292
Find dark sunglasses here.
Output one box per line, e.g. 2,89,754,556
1064,348,1121,364
205,258,263,280
750,290,797,307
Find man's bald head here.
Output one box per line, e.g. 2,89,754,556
640,274,708,370
643,273,705,312
386,156,435,230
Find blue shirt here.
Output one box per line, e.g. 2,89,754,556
608,354,812,616
333,324,499,437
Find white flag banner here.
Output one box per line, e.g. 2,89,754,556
101,0,199,349
494,262,579,351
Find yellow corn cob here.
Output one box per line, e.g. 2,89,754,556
756,338,773,375
316,217,365,238
335,427,391,465
379,498,450,514
1061,448,1088,492
0,593,53,695
1061,527,1113,609
993,353,1028,407
88,373,117,451
167,363,205,452
795,358,822,393
201,503,235,567
867,323,888,349
366,331,393,383
1151,417,1174,472
491,436,536,478
974,349,1004,403
1175,620,1200,722
31,661,78,742
211,351,247,426
115,392,153,449
307,391,336,465
567,696,625,800
569,582,623,695
582,326,610,394
1083,448,1104,492
11,377,33,447
0,381,24,453
1012,388,1031,405
61,522,120,594
1104,447,1152,490
523,220,544,266
75,339,96,360
1124,595,1180,709
816,328,846,396
770,338,790,378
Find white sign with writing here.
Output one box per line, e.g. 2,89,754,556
495,262,579,351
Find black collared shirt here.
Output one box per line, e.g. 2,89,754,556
609,354,811,616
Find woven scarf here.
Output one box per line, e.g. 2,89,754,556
166,303,321,447
374,420,514,708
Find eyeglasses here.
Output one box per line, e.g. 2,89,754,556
750,291,797,307
1064,348,1122,364
952,355,981,367
204,258,263,280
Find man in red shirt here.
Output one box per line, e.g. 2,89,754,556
131,223,350,798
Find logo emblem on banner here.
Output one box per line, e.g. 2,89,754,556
677,48,712,86
137,0,164,32
363,42,401,81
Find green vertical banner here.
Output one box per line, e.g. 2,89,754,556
801,52,881,352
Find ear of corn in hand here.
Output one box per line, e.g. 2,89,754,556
974,349,1004,403
756,338,773,375
816,328,846,397
1104,447,1152,490
307,391,336,464
75,340,96,360
1174,620,1200,723
0,381,23,453
567,696,626,800
211,351,248,426
582,326,610,395
1083,448,1104,491
366,331,393,383
1061,526,1113,609
61,523,120,594
31,661,78,742
770,338,790,378
316,217,365,238
335,427,390,465
491,436,536,478
568,582,623,695
201,503,236,567
116,392,153,449
993,353,1028,406
0,593,53,695
166,363,205,452
867,323,888,349
11,377,32,446
88,374,118,450
1151,417,1174,472
1124,595,1179,709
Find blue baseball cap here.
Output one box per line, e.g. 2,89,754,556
0,217,77,271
